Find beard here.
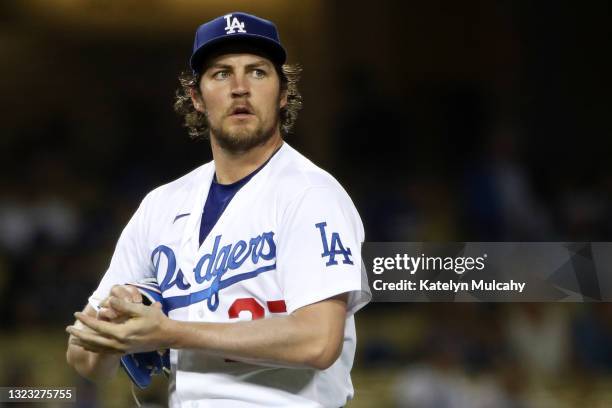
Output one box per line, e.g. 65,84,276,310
209,115,277,154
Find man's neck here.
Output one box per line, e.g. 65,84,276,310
211,133,283,185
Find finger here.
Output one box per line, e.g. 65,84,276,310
97,307,118,321
125,285,143,303
111,285,142,304
67,326,125,353
110,285,133,302
69,335,101,352
99,296,119,310
69,335,122,354
99,296,117,309
74,311,122,339
101,298,131,319
68,327,119,351
100,308,130,324
109,296,145,315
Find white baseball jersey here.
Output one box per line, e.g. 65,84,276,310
89,143,371,408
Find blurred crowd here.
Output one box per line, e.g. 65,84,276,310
358,303,612,408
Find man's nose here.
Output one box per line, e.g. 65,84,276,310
231,74,250,98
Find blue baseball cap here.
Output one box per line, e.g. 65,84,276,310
190,12,287,74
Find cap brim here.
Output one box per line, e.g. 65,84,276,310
190,34,286,73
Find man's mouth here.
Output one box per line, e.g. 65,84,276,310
229,106,254,118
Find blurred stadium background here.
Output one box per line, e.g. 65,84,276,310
1,0,612,406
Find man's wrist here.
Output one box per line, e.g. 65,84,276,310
162,317,183,349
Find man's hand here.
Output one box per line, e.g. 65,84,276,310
97,284,143,322
67,297,172,355
65,303,122,382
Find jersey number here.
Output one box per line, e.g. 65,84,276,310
228,298,287,319
225,298,287,362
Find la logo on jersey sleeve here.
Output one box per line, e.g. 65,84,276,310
315,222,353,266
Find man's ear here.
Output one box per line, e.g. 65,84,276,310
190,88,206,113
279,89,288,109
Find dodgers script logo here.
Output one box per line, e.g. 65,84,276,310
224,14,246,34
152,231,276,312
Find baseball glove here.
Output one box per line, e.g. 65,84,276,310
119,278,170,389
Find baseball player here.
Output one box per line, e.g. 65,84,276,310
66,12,371,408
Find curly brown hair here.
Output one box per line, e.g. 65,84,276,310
174,64,302,140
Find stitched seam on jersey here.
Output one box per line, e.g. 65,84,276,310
279,185,337,226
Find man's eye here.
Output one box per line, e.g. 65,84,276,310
252,69,266,79
213,71,229,80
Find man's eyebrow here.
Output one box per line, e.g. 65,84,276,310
245,60,272,69
208,63,233,70
206,60,272,72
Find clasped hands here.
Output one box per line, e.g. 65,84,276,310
66,285,172,355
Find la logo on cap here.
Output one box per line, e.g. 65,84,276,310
224,14,246,34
